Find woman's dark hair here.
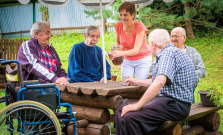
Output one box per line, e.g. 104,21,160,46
119,2,135,15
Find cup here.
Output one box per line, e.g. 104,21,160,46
111,74,117,81
122,76,129,86
108,52,114,60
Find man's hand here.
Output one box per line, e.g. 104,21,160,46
55,77,69,84
124,76,136,85
100,77,104,82
121,103,140,117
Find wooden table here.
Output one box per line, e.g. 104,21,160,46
57,81,147,135
57,82,223,135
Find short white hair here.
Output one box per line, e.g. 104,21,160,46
30,21,50,37
85,25,100,36
171,27,186,36
149,29,171,48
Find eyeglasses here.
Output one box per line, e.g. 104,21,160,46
171,35,185,38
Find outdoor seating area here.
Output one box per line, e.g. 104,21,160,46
56,82,223,135
0,0,223,134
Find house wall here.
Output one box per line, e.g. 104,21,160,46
0,0,115,38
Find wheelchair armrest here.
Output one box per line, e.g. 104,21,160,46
23,80,39,84
25,83,56,89
0,59,6,61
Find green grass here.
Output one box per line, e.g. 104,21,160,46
185,36,223,132
0,32,222,133
51,32,223,132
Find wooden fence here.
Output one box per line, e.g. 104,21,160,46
0,39,26,60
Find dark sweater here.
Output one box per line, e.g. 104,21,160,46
68,42,111,82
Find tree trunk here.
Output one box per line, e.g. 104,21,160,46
182,125,204,135
77,119,89,128
41,7,49,23
61,90,122,109
184,3,195,40
149,124,182,135
71,105,110,124
103,17,106,34
68,124,110,135
201,131,223,135
189,112,220,131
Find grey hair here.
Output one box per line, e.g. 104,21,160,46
149,29,171,48
30,21,50,37
85,25,100,36
171,27,186,36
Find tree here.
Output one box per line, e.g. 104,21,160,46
84,9,112,34
139,0,223,39
83,0,122,33
39,6,49,23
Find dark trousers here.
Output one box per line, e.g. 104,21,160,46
115,96,191,135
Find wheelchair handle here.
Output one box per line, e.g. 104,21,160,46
0,60,21,65
25,83,56,89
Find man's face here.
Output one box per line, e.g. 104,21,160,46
85,30,100,47
35,26,51,48
171,30,186,48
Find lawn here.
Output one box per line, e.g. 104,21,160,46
0,32,222,132
50,32,223,132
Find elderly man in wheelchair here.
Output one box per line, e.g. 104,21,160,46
0,60,77,135
0,21,77,135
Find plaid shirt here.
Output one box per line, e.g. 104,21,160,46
40,46,57,83
152,43,198,104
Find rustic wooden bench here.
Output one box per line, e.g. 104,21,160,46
57,82,223,135
150,103,223,135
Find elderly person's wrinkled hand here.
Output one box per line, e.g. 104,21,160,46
124,76,136,86
121,103,140,117
55,77,69,84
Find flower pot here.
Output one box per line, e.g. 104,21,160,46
198,91,216,107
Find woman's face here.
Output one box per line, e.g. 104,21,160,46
119,9,135,23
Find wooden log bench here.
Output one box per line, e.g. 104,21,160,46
149,103,223,135
57,83,223,135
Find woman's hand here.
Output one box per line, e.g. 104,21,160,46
112,50,123,58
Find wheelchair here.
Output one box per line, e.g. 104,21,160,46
0,59,77,135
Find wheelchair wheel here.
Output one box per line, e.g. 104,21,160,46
0,100,62,135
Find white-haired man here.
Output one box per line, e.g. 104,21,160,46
171,27,206,78
115,29,199,135
149,27,206,79
17,21,69,85
68,25,111,82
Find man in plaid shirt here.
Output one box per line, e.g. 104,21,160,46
17,21,69,85
115,29,199,135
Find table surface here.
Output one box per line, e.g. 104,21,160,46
56,81,147,96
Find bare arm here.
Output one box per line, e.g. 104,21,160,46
121,75,167,117
125,76,152,87
113,31,145,57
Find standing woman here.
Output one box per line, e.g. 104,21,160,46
112,2,152,80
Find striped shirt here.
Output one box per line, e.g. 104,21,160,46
152,43,198,104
